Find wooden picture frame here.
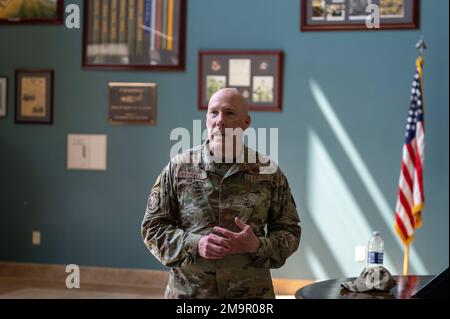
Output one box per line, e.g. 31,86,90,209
0,0,64,25
108,82,157,125
15,69,54,124
301,0,420,31
0,76,7,118
82,0,187,71
199,50,284,112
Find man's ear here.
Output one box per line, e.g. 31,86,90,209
244,115,251,129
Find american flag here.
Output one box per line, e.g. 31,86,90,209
394,57,425,246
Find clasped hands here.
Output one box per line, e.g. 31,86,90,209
198,217,261,259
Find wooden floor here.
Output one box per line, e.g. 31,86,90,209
0,262,166,298
0,278,165,299
0,261,312,299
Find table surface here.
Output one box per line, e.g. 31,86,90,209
295,275,434,299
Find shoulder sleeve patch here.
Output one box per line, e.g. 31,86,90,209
147,189,161,212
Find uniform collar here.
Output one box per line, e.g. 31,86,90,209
200,140,260,175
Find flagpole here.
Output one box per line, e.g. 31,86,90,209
400,36,427,277
403,245,410,275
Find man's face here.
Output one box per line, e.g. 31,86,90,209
206,91,250,156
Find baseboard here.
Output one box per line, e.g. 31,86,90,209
0,261,312,296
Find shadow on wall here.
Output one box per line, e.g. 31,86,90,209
274,80,428,281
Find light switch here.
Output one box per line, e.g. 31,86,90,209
67,134,107,170
32,231,41,245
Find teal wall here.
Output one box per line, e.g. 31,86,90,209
0,0,448,280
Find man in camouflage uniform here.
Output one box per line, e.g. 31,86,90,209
141,88,301,298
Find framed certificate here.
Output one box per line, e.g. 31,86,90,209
15,69,54,124
108,82,157,125
83,0,187,71
199,50,284,112
301,0,420,31
0,76,7,117
0,0,64,24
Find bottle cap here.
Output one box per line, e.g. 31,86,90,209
372,231,380,236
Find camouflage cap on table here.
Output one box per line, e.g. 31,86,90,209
341,266,397,292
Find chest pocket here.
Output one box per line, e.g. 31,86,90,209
226,172,275,232
243,172,274,196
177,171,206,192
176,170,214,228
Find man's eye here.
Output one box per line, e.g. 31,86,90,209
227,111,235,116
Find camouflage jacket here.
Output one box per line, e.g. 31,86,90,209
141,141,301,299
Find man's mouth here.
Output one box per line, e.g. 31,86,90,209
213,132,225,138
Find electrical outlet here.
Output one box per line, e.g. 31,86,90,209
355,245,366,263
32,231,41,245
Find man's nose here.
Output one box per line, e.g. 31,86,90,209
215,113,226,127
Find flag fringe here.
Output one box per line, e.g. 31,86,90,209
394,223,414,246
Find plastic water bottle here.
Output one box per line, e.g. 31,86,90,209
367,231,384,268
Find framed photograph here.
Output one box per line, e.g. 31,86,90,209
0,76,7,117
15,69,54,124
0,0,63,24
83,0,187,71
301,0,420,31
108,82,157,125
199,50,283,112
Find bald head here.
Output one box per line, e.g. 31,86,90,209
208,88,249,117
